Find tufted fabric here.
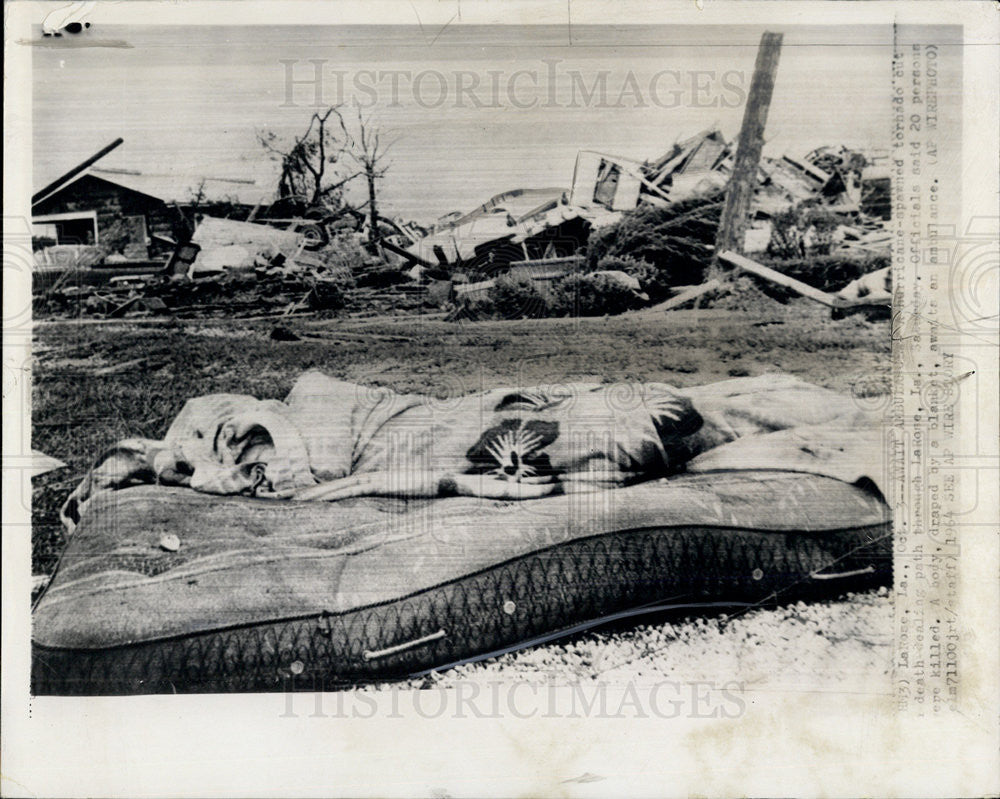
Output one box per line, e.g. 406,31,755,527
33,470,891,694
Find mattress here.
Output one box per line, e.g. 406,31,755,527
32,470,891,694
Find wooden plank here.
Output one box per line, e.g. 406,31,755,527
507,255,583,269
454,279,495,298
32,138,124,206
377,237,434,267
714,32,784,262
631,279,722,315
718,251,886,310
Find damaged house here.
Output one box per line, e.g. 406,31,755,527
408,126,890,278
32,140,171,260
32,138,266,262
406,187,607,277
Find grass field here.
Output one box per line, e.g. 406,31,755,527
31,301,893,688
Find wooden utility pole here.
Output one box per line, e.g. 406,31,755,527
713,31,783,268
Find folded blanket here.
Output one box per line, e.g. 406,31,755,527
61,372,886,532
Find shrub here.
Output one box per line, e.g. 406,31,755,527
488,275,551,319
98,216,138,257
312,233,365,287
586,191,723,289
450,258,657,321
799,206,841,255
449,295,496,321
593,254,669,302
321,233,367,270
550,273,644,317
767,207,804,258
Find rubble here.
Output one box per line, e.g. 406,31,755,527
403,127,889,282
406,187,598,273
32,126,892,324
188,216,305,277
33,251,438,321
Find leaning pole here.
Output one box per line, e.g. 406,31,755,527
712,31,784,272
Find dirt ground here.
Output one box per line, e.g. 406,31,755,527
31,300,893,689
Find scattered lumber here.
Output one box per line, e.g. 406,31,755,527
454,279,496,299
508,255,583,282
31,450,67,478
632,280,723,315
89,357,163,376
718,251,889,309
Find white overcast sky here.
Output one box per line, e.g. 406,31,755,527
34,24,895,221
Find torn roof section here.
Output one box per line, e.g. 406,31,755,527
32,139,272,210
86,169,273,208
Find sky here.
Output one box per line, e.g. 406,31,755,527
33,24,895,223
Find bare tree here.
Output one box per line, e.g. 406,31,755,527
259,106,397,251
172,178,208,241
343,106,397,246
258,108,360,212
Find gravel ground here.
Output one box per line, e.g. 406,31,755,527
379,588,892,692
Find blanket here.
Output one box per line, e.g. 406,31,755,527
61,372,887,532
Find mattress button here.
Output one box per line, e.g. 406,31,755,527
503,600,516,615
752,568,764,581
290,660,305,675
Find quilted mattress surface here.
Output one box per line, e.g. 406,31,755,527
32,470,891,694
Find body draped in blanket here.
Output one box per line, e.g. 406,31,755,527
61,371,884,532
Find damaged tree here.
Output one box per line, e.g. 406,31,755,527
257,106,397,251
343,106,396,248
258,107,359,213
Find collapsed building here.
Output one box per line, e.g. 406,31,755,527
405,127,891,277
33,128,892,320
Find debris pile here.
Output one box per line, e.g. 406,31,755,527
33,128,893,323
186,217,304,277
34,264,441,321
403,128,892,320
33,214,442,320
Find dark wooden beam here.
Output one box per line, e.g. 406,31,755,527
32,138,125,206
376,236,434,267
713,32,783,264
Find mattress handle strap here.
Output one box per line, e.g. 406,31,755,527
363,629,448,661
809,565,875,581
